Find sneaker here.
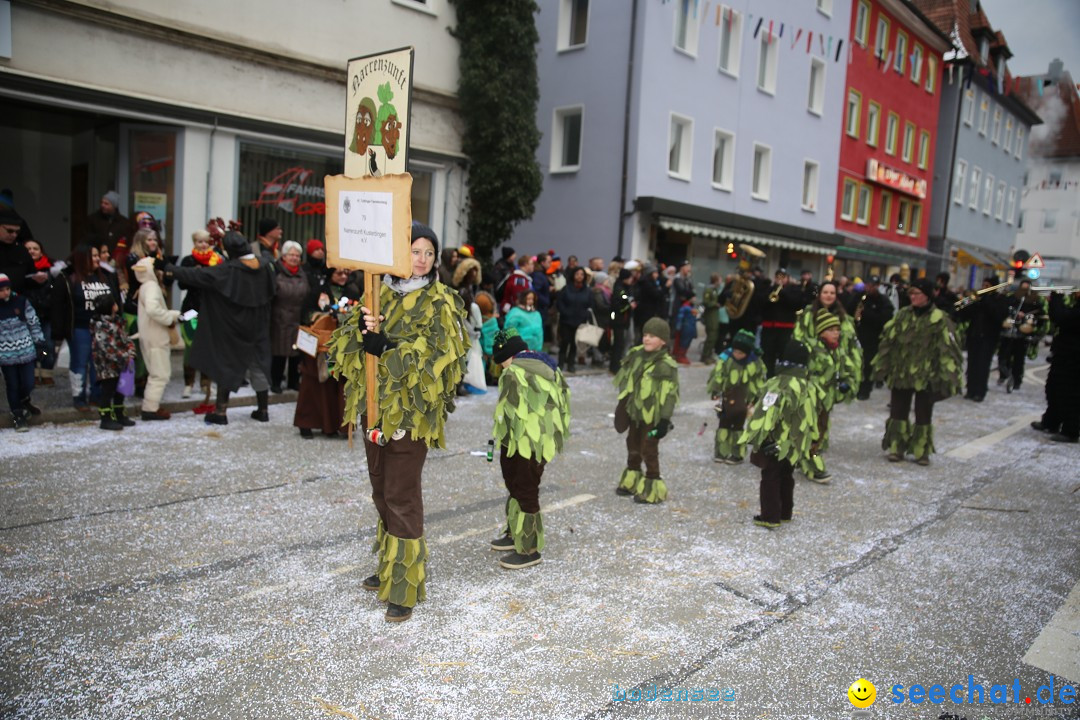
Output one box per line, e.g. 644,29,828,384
1030,421,1051,433
250,409,269,422
726,455,744,465
752,515,780,529
713,456,725,464
809,470,832,484
499,551,542,569
204,413,228,425
361,574,380,592
1048,433,1079,444
141,409,171,421
13,413,29,433
181,385,193,399
385,603,413,622
490,534,514,552
915,456,931,466
22,400,42,416
887,452,903,462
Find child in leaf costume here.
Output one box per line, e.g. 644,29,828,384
792,280,863,397
707,329,766,464
327,222,469,622
872,278,962,465
739,340,824,528
488,328,571,569
613,317,680,504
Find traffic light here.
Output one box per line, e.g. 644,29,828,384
726,242,737,259
1012,249,1029,270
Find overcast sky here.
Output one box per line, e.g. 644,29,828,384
975,0,1080,79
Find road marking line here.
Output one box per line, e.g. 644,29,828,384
945,414,1041,460
1025,362,1050,387
1023,577,1080,684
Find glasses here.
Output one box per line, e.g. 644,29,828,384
1,225,20,235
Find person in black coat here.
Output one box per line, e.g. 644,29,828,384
608,269,637,373
759,269,804,377
166,231,275,425
555,266,593,373
854,276,894,400
958,277,1007,402
0,208,36,295
634,264,667,340
1032,291,1080,442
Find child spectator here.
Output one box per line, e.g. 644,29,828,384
133,257,180,420
613,317,680,504
90,293,136,431
707,329,766,464
740,340,824,528
0,273,45,431
672,293,698,365
488,328,571,569
503,289,544,351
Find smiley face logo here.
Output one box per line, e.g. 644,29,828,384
847,678,876,708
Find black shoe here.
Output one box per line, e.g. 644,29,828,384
963,393,973,400
205,413,228,425
752,515,780,529
1049,433,1079,443
997,377,1007,386
615,487,633,496
490,534,514,552
12,412,30,432
856,393,870,401
99,415,123,431
22,399,42,416
809,470,831,484
299,428,314,439
1031,421,1051,433
113,408,136,427
250,410,269,422
498,551,542,569
141,409,171,421
385,603,413,622
361,574,380,592
972,395,984,403
270,385,283,394
915,456,931,466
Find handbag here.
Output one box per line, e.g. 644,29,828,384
117,359,136,397
575,309,604,348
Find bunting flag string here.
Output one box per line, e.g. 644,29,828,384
835,38,844,63
791,27,803,50
753,17,763,39
807,31,813,54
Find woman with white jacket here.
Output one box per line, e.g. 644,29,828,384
133,256,180,420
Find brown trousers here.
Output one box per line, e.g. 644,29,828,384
757,453,795,524
626,422,661,478
500,449,545,514
889,388,934,425
363,426,428,540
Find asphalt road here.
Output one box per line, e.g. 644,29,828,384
1,359,1077,720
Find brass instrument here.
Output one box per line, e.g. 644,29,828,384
954,281,1009,310
1030,285,1077,293
854,294,866,323
724,273,755,319
769,284,782,303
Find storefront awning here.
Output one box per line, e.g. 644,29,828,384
952,244,1008,270
658,217,835,256
836,230,941,262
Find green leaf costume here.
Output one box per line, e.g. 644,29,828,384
739,367,824,467
793,307,863,407
707,353,766,459
613,346,680,429
372,519,427,607
494,358,571,463
506,498,544,555
328,281,469,449
871,305,962,397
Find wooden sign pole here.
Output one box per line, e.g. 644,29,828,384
364,271,382,430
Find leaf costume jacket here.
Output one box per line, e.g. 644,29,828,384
494,356,571,462
707,351,766,429
739,367,824,467
613,345,680,429
872,305,962,397
793,306,862,407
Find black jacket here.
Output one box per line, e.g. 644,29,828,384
856,291,894,351
957,293,1007,346
0,240,35,294
51,268,121,341
635,275,667,325
555,282,593,328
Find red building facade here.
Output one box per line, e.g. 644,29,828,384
836,0,952,260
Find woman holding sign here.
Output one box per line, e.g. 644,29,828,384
329,222,469,623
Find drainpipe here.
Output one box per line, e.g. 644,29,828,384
617,0,640,260
206,116,218,224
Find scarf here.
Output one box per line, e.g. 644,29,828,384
282,262,300,276
384,273,433,295
192,248,221,267
33,254,52,271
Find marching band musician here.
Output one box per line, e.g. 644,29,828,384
997,278,1048,393
854,275,894,401
958,276,1007,403
1032,289,1080,443
760,269,805,377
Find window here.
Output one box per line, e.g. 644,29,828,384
978,96,989,135
1006,187,1017,225
717,6,742,76
885,112,899,155
550,106,584,172
1004,117,1014,153
917,130,930,169
668,113,693,180
968,166,981,209
963,89,975,126
1015,127,1025,159
902,122,915,163
953,160,967,204
1050,169,1063,185
391,0,437,14
979,36,989,62
877,191,892,230
856,184,871,225
926,56,938,93
558,0,590,50
808,58,826,115
751,143,772,200
840,178,857,220
994,180,1005,220
896,198,910,233
908,203,922,236
816,0,832,16
712,128,735,191
982,173,994,215
854,0,871,46
894,31,908,74
802,160,819,211
911,45,923,83
674,0,700,55
875,16,890,59
846,90,862,138
1043,209,1058,230
991,108,1002,145
757,33,779,94
866,102,881,147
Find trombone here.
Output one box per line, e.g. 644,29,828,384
1030,285,1077,293
954,281,1009,310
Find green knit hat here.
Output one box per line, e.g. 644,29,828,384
642,317,670,343
815,308,841,334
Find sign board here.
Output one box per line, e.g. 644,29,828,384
1027,268,1041,280
344,47,414,179
1025,252,1045,269
866,158,927,199
324,173,413,277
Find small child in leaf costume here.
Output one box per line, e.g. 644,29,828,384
327,222,469,623
739,339,824,528
872,278,962,465
613,317,680,504
707,329,766,464
488,328,571,569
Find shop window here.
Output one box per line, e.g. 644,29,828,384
126,128,178,254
